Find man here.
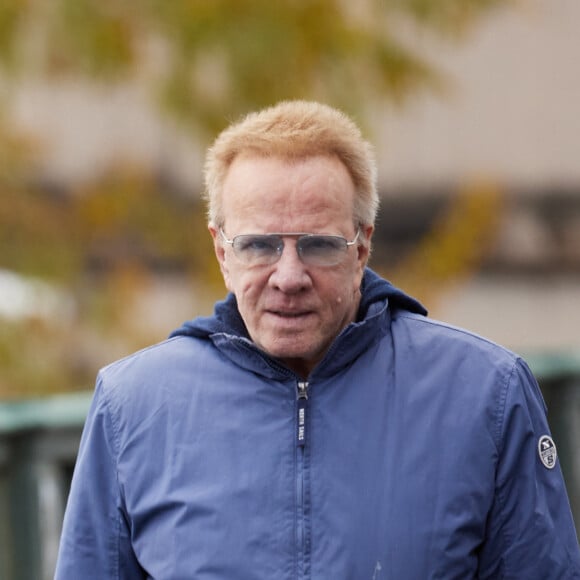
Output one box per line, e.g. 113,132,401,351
56,101,580,578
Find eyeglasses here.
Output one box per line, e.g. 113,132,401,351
219,228,361,267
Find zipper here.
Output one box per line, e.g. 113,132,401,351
296,380,310,578
296,381,309,447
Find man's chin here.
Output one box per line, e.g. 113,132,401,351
259,339,318,367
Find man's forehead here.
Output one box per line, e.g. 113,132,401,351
220,155,356,231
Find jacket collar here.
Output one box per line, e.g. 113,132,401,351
170,268,426,379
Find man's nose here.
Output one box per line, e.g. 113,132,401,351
268,240,311,293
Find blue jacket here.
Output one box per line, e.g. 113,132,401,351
56,269,580,579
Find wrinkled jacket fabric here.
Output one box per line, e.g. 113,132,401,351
56,269,580,579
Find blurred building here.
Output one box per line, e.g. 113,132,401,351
5,0,580,356
374,0,580,355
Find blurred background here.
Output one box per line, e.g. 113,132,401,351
0,0,579,577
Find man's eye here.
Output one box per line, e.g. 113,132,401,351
302,237,341,252
239,237,278,253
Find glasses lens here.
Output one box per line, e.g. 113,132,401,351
232,235,282,265
298,235,347,266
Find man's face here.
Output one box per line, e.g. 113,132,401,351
210,155,372,377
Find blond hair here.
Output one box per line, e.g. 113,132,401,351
204,100,378,228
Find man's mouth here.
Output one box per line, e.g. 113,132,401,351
269,309,312,319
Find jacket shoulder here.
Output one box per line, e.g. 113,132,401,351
389,310,539,448
96,335,213,411
392,310,521,367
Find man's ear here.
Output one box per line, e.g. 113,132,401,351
209,225,232,290
357,224,374,268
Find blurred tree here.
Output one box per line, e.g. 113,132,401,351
0,0,510,397
0,0,508,133
0,160,221,398
388,180,503,306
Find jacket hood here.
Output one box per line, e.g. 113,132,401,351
170,268,426,341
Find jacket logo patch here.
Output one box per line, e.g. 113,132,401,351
538,435,557,469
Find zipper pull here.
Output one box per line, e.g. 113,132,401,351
297,381,309,447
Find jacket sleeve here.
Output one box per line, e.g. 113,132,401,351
55,375,145,580
478,358,580,578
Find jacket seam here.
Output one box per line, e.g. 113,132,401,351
396,312,516,355
98,377,124,580
100,336,185,374
492,359,519,579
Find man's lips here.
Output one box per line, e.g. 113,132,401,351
266,309,314,318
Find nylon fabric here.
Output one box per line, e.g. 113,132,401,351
55,269,580,579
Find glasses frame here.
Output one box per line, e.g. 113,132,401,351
219,228,361,267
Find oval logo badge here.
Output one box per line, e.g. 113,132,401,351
538,435,557,469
